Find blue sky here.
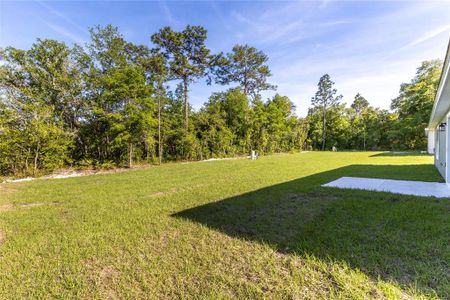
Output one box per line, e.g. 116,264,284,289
1,0,450,116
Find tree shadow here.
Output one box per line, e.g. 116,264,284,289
370,151,431,157
173,164,449,298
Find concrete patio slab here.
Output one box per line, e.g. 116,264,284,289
322,176,450,198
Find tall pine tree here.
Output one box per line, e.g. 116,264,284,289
310,74,343,150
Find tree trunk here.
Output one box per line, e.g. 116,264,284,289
106,134,110,160
128,143,133,168
34,144,39,175
183,77,189,131
158,91,162,165
363,129,366,150
321,105,327,151
243,72,248,96
144,137,149,161
25,147,30,173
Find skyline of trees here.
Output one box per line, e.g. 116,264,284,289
0,24,443,177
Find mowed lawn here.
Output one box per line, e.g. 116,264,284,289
0,152,449,299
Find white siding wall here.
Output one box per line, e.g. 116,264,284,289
428,129,436,154
435,125,446,179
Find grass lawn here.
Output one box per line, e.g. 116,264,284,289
0,152,449,299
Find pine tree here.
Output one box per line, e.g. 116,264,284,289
310,74,343,150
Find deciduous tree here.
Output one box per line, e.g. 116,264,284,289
390,60,442,149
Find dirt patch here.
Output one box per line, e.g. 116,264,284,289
150,191,165,197
0,204,14,212
199,156,249,163
84,259,121,299
2,166,151,183
149,184,206,198
84,259,121,280
149,188,178,198
99,266,120,285
0,185,18,194
19,202,45,208
0,202,58,213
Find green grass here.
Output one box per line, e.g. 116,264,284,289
0,152,448,299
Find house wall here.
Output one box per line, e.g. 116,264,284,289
435,124,446,178
428,38,450,182
427,129,435,154
434,109,450,182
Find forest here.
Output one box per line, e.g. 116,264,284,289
0,24,443,176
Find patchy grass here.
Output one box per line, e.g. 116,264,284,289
0,152,448,299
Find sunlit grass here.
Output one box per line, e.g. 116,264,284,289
0,152,447,299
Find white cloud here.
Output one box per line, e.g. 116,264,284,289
397,24,450,52
43,22,86,44
259,1,450,117
319,0,331,10
34,1,88,45
36,0,87,35
182,1,450,118
158,0,180,26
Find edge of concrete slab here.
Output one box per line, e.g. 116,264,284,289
322,176,450,198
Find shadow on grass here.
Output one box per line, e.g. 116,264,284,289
173,164,449,298
370,151,431,157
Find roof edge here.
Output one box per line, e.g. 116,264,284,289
428,37,450,129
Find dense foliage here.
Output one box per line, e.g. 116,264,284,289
0,25,443,176
389,60,442,150
307,60,442,151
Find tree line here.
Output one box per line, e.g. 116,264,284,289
308,60,441,151
0,24,442,176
